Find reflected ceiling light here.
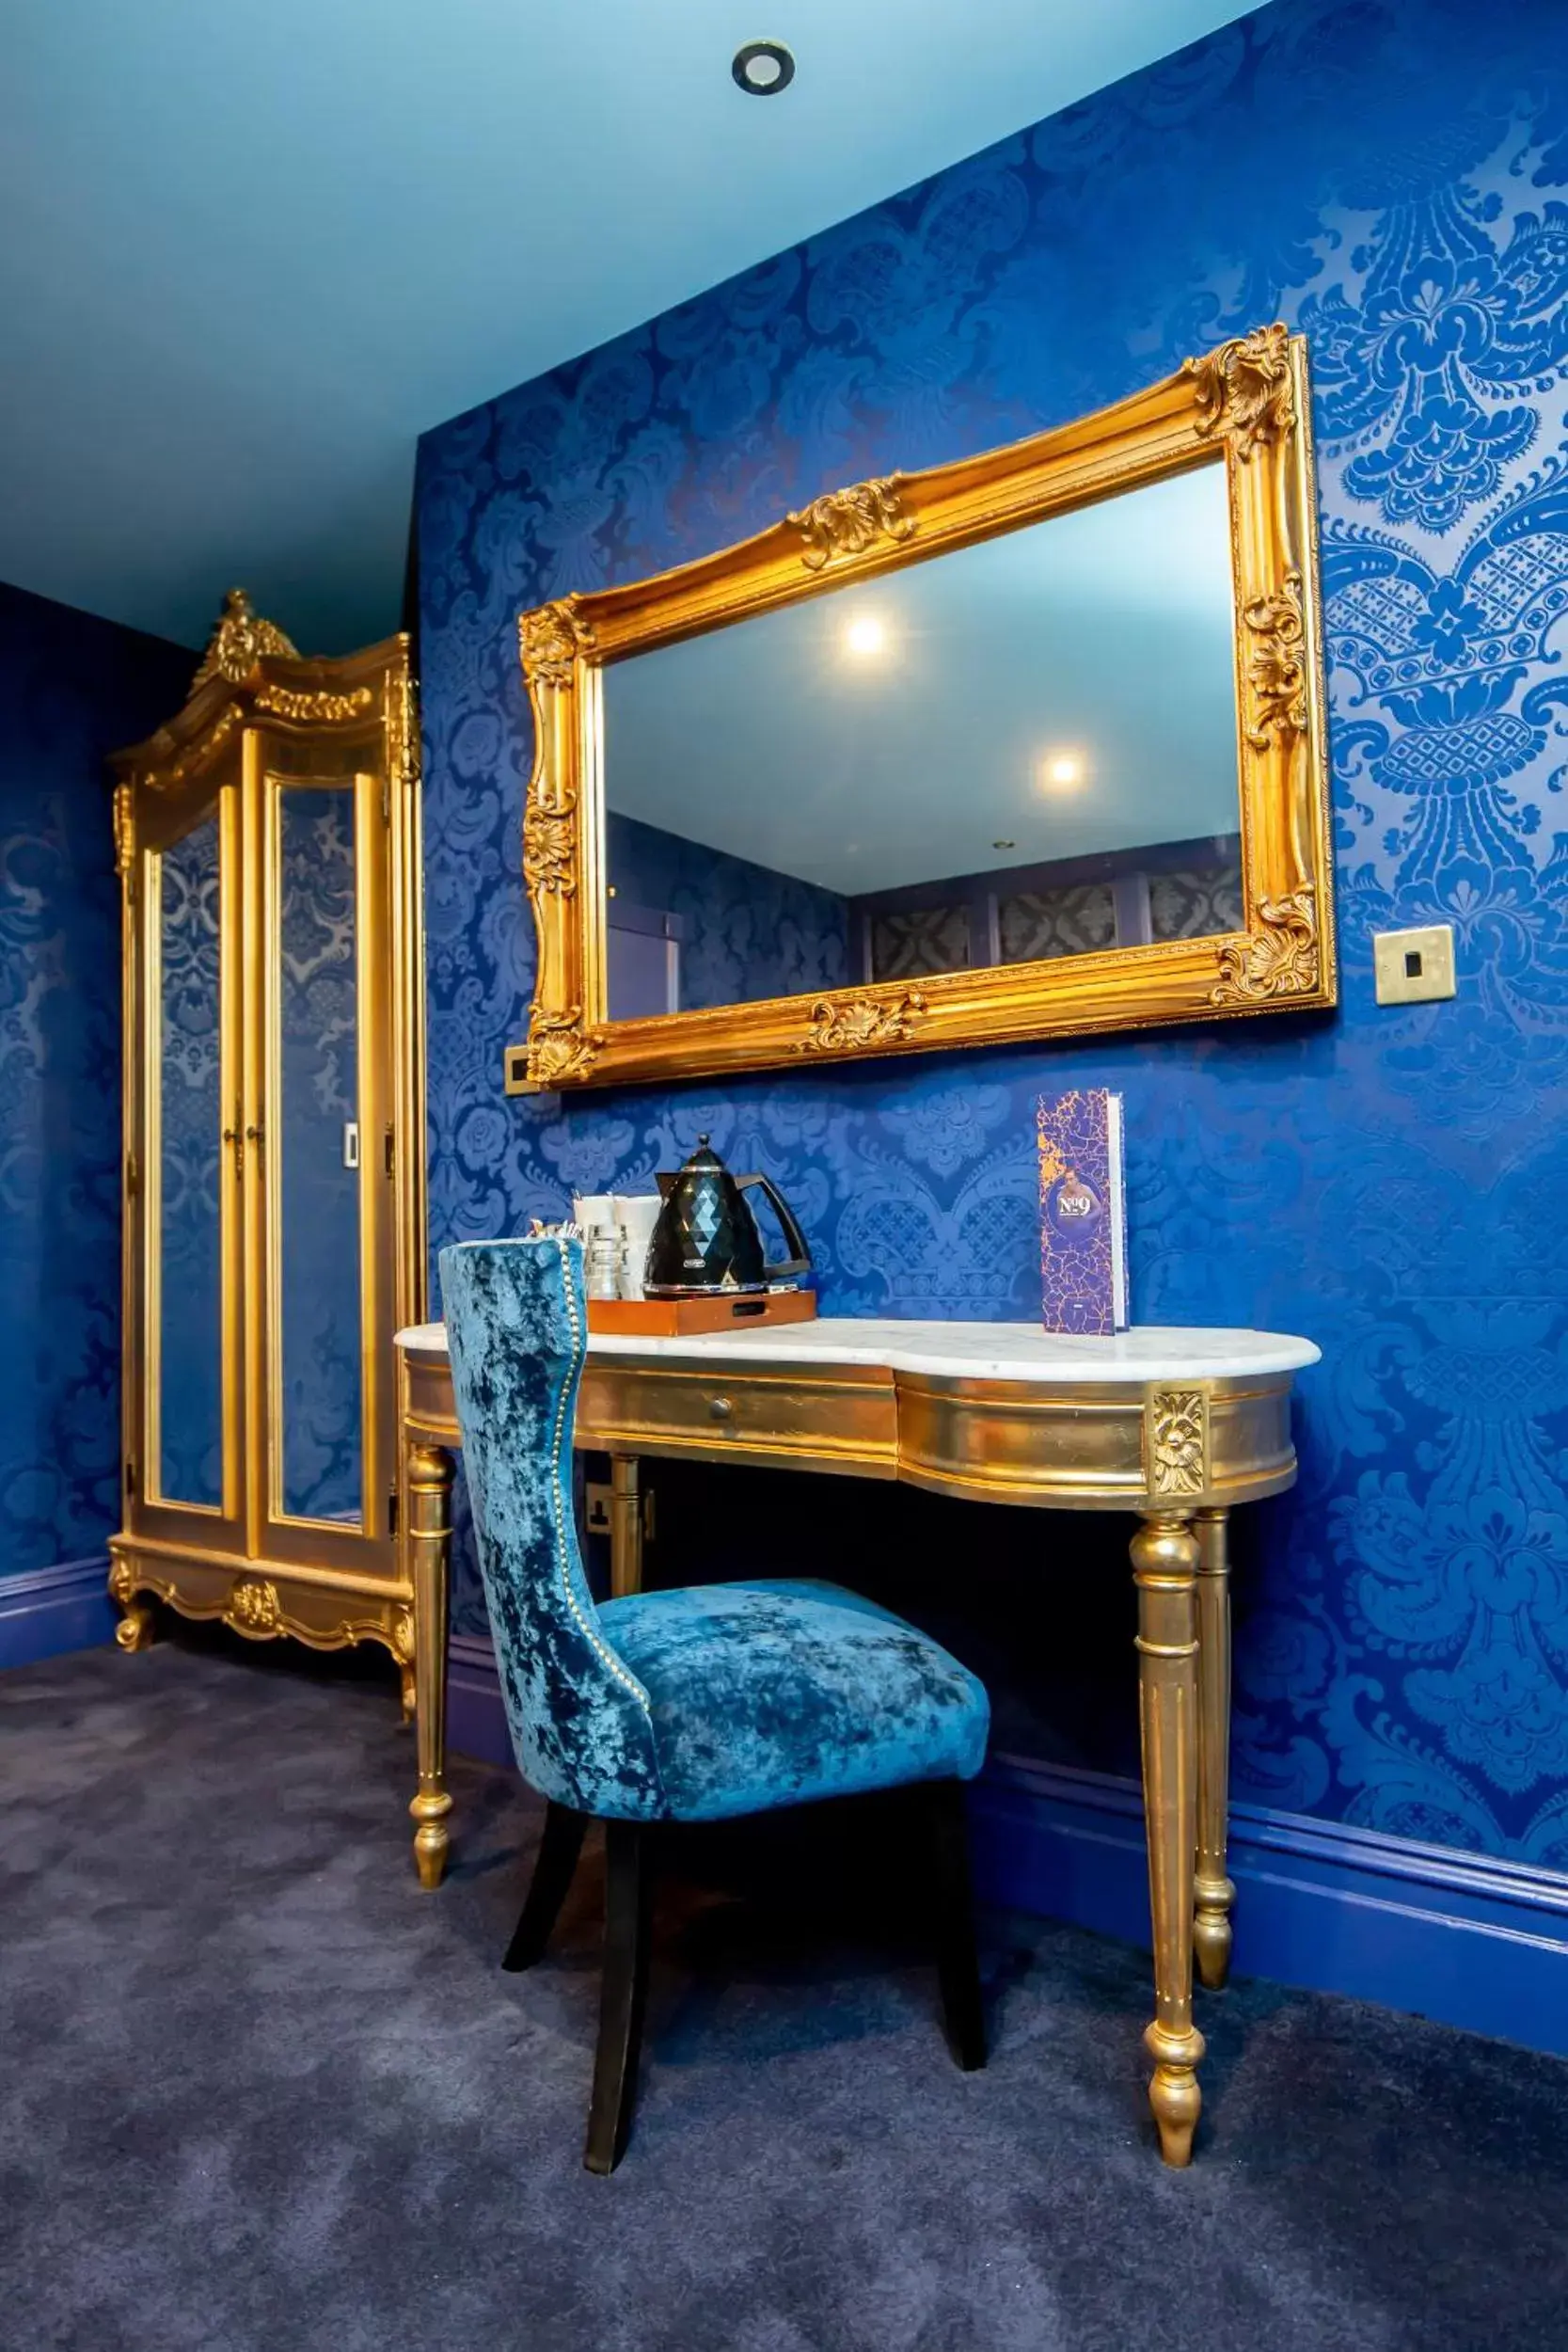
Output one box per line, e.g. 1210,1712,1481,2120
733,40,795,95
1038,751,1085,790
843,612,888,659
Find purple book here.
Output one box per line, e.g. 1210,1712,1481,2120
1036,1089,1129,1335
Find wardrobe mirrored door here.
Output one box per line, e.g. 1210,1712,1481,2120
138,780,245,1541
277,782,364,1523
251,753,394,1570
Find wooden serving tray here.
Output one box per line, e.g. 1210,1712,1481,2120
587,1290,817,1338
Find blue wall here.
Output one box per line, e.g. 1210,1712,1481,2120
0,580,190,1608
608,809,849,1012
417,0,1568,1870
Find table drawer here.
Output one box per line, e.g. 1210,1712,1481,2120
578,1359,898,1477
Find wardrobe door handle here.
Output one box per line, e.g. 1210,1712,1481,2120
221,1105,244,1180
707,1395,733,1423
245,1120,265,1166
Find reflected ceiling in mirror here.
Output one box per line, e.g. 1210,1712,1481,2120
600,467,1240,1021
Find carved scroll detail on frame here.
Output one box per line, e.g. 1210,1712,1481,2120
388,662,420,793
226,1575,284,1635
191,589,299,691
1186,324,1295,460
527,1009,599,1088
1148,1391,1207,1497
1212,888,1320,1007
519,596,595,687
787,475,915,571
141,703,244,792
112,782,135,878
795,988,927,1055
255,683,374,724
1243,569,1308,750
523,784,578,898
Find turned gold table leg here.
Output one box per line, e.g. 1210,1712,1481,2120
609,1453,644,1599
407,1438,455,1890
1194,1505,1235,1991
1132,1511,1206,2168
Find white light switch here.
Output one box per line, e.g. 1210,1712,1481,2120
1373,925,1456,1005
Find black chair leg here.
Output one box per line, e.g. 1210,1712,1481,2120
927,1780,987,2072
584,1820,653,2175
503,1802,588,1973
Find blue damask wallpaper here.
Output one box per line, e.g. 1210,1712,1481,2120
417,0,1568,1865
0,580,190,1578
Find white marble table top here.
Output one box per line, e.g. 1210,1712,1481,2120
396,1316,1319,1386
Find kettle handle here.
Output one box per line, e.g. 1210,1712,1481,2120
736,1173,812,1282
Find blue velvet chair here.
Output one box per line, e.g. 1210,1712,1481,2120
440,1234,991,2172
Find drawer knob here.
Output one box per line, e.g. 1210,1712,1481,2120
708,1395,734,1422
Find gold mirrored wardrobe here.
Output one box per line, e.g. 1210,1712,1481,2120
108,592,427,1699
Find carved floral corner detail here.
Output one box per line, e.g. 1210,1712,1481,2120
254,683,374,724
108,1558,136,1605
1243,569,1308,750
523,784,578,898
1186,323,1295,460
787,475,915,571
191,589,299,691
1212,888,1320,1006
1148,1391,1207,1497
518,596,595,688
227,1575,284,1635
795,987,928,1055
390,1608,416,1667
527,1009,599,1087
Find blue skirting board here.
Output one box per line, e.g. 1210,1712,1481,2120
449,1631,1568,2059
0,1555,116,1670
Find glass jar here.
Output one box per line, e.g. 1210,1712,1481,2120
583,1229,625,1302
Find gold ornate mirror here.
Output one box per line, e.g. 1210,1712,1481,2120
506,325,1333,1093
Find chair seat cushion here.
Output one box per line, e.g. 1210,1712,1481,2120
597,1580,990,1823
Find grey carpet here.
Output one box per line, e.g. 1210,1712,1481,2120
3,1634,1566,2352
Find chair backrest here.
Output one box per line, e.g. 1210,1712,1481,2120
438,1236,662,1820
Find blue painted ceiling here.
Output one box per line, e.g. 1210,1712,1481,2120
0,0,1247,654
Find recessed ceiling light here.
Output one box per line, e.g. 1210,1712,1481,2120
843,612,887,659
733,40,795,95
1038,751,1085,791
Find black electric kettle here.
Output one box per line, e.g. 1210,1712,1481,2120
643,1136,812,1297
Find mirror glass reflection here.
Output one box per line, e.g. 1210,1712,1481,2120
155,811,223,1507
600,465,1242,1020
277,785,363,1525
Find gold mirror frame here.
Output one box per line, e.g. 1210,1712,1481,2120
506,325,1334,1093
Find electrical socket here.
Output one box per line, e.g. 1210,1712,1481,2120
1372,925,1456,1006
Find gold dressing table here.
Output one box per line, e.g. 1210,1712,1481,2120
394,1314,1318,2167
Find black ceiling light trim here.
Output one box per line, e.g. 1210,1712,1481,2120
732,40,795,96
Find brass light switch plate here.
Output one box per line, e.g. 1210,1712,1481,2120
1373,925,1456,1005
